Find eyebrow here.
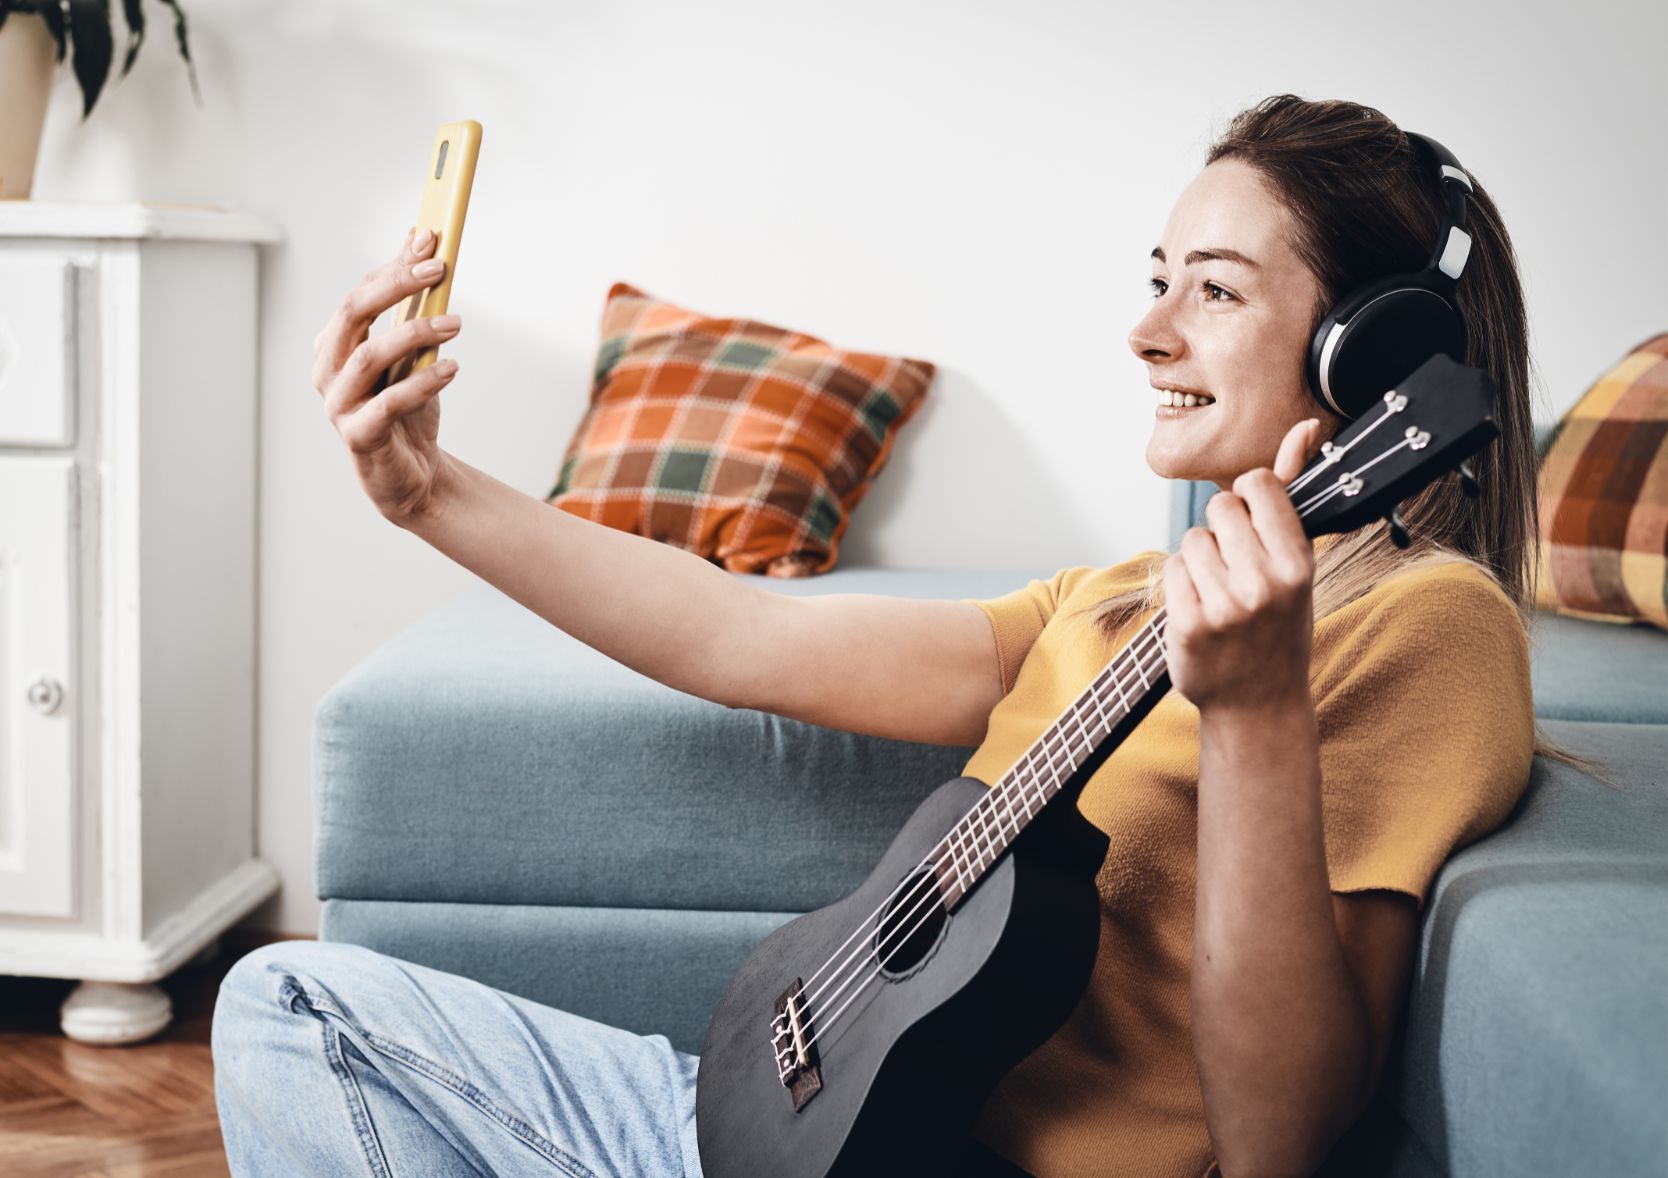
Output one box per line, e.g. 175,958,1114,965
1150,246,1261,268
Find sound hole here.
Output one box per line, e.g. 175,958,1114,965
876,869,948,979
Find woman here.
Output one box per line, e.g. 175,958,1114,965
214,94,1577,1177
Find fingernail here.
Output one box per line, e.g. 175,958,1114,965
431,313,461,331
414,258,444,278
414,227,434,249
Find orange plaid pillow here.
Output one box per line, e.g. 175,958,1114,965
1534,331,1668,628
545,282,935,576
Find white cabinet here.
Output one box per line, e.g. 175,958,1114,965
0,201,281,1042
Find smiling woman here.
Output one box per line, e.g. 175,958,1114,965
948,93,1602,1178
215,91,1592,1178
1131,159,1329,489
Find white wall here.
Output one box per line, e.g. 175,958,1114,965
30,0,1668,935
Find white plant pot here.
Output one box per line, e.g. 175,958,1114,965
0,13,58,200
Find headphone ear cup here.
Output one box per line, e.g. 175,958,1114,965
1307,272,1467,419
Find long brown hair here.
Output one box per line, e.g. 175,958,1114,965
1072,94,1608,783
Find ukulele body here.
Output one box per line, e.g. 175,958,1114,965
696,774,1108,1177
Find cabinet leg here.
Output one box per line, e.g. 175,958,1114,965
59,980,173,1045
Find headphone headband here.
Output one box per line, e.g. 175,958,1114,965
1406,131,1474,283
1304,127,1478,419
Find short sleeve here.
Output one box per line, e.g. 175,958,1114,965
960,567,1087,696
1312,564,1536,907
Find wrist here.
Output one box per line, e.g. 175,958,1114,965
1199,684,1314,728
399,451,470,536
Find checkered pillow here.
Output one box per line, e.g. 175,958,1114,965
1535,331,1668,628
545,282,935,576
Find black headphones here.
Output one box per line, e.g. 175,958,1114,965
1305,130,1476,421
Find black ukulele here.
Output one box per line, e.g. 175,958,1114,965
696,354,1501,1177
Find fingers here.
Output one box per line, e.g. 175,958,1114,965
1232,469,1314,584
1273,417,1322,484
1225,418,1321,582
1162,552,1199,653
311,228,445,396
337,357,460,455
1203,490,1268,600
325,311,462,419
1178,525,1233,624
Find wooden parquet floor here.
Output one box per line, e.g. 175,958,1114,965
0,935,290,1177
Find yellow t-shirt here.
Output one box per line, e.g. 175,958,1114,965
956,550,1536,1178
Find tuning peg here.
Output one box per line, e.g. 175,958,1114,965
1385,506,1412,549
1457,460,1481,499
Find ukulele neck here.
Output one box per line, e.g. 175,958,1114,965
935,608,1173,909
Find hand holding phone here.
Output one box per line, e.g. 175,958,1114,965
308,120,482,527
386,119,481,386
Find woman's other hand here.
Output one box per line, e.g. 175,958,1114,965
311,226,463,525
1163,417,1323,713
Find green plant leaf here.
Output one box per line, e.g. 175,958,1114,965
65,0,113,120
154,0,200,108
118,0,142,76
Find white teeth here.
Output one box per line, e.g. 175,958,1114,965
1157,389,1215,407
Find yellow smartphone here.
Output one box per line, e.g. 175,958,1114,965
386,119,481,387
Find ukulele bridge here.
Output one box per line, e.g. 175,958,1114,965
770,977,823,1112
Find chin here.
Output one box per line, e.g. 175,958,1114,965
1145,440,1218,485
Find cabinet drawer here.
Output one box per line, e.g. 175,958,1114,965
0,258,75,447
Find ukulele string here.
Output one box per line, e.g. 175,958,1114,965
782,463,1392,1061
776,411,1374,1025
780,624,1174,1054
774,407,1407,1056
786,625,1174,1060
776,614,1172,1046
773,635,1161,1023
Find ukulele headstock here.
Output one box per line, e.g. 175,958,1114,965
1290,353,1498,544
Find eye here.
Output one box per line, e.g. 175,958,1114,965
1147,277,1237,302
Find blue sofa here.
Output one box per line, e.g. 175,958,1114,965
313,481,1668,1177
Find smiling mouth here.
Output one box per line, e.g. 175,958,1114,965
1156,388,1216,407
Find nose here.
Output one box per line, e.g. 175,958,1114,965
1128,294,1181,362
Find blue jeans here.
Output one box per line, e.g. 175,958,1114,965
212,940,702,1177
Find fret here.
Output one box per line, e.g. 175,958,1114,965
1069,705,1095,770
1087,664,1114,730
1085,690,1110,740
1068,707,1094,767
970,802,998,872
952,615,1178,904
1021,757,1048,815
949,827,971,900
1044,735,1070,795
1130,631,1152,690
1020,752,1049,810
990,790,1016,852
1106,659,1132,716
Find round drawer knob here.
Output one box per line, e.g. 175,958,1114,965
27,677,64,715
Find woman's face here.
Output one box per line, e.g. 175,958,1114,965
1128,157,1340,491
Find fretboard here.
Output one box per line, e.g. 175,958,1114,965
934,606,1173,909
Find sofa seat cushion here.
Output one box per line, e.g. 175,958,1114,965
1396,719,1668,1175
1529,611,1668,722
320,898,794,1053
314,568,1052,914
